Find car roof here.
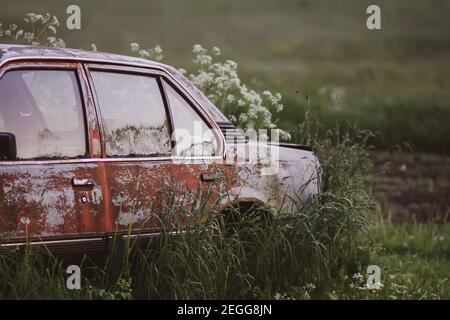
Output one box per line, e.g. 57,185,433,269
0,44,164,68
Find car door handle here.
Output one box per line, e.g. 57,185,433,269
71,177,95,187
201,173,220,182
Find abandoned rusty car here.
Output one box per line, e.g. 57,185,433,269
0,45,320,252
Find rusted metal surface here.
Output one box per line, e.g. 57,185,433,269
223,141,320,213
0,45,320,248
0,163,104,237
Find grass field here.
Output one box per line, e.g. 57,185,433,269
361,212,449,300
0,206,448,300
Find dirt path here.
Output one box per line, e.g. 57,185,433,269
369,152,450,223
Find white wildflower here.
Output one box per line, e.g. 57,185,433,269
211,46,221,56
52,15,60,26
226,94,235,103
138,49,150,58
130,42,140,52
352,273,364,282
24,32,34,41
239,113,248,123
193,44,204,54
48,25,57,35
15,29,23,40
25,13,37,23
372,281,384,290
280,130,291,141
153,45,162,54
229,115,237,123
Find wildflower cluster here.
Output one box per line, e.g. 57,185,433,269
130,43,164,61
0,13,65,48
188,44,290,140
129,43,290,139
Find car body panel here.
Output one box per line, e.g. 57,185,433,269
0,45,320,250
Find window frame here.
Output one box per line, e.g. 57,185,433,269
85,63,223,160
0,61,91,162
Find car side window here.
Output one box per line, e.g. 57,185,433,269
162,79,218,157
0,69,87,159
91,71,171,157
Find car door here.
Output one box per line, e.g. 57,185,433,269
0,61,106,243
160,78,228,224
86,65,176,233
86,64,227,233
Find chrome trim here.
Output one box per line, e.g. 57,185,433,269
126,229,187,239
0,230,187,248
71,177,95,187
0,155,223,166
0,237,104,248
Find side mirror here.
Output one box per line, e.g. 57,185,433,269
0,132,17,160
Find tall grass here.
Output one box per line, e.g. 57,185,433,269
0,115,374,299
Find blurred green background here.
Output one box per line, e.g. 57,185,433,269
1,0,450,153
